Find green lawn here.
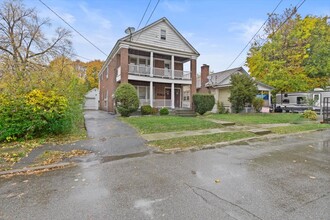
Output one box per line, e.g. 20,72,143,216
149,132,255,150
121,114,330,151
121,116,222,134
206,113,305,124
270,124,330,134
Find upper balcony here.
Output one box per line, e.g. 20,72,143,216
115,49,193,83
129,64,190,79
116,64,191,82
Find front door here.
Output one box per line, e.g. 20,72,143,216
174,88,181,108
165,88,181,108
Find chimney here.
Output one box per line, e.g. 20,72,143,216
200,64,209,93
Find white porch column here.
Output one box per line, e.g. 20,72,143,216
268,91,271,107
150,81,153,107
150,52,154,77
171,55,174,79
171,83,175,109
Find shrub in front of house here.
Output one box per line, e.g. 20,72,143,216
141,105,153,115
152,107,159,115
252,97,264,113
229,73,258,113
115,83,139,117
217,101,227,114
302,110,317,120
193,94,215,115
160,107,169,115
0,89,69,142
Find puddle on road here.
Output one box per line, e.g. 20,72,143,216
101,151,150,163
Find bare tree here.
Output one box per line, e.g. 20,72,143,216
0,0,71,77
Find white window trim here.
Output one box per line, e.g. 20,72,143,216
106,67,109,79
160,29,166,40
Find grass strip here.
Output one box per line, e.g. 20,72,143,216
149,132,256,150
270,124,330,134
33,150,89,166
207,113,305,124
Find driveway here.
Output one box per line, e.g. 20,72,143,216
13,110,150,169
82,110,149,156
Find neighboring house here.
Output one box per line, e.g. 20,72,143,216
84,88,99,110
98,17,200,113
197,65,273,113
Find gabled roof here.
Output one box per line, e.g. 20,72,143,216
206,66,273,90
120,17,200,55
208,67,248,86
99,17,199,76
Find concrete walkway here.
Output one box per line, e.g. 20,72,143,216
142,128,229,141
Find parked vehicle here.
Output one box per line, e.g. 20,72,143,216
275,88,330,113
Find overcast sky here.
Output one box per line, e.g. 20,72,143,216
25,0,329,73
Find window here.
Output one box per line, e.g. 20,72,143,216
297,97,305,104
160,29,166,40
106,67,109,79
134,86,150,100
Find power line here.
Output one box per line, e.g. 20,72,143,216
137,0,152,30
271,0,306,37
38,0,108,57
226,0,284,70
257,0,307,48
72,54,93,61
144,0,160,26
136,0,161,41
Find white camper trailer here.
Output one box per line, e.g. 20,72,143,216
275,88,330,113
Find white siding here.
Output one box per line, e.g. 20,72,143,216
131,21,194,53
221,77,231,85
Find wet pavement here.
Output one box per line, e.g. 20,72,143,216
0,130,329,220
81,110,150,156
14,110,150,169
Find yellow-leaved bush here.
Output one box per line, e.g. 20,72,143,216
0,89,69,141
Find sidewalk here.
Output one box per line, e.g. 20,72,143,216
141,121,292,141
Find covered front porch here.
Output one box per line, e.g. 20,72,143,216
130,80,191,109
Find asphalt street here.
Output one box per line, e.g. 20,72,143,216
0,130,329,220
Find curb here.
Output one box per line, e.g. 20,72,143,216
152,129,329,154
0,162,75,177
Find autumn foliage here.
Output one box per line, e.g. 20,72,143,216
247,8,330,93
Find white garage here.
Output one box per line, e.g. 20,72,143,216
84,88,99,110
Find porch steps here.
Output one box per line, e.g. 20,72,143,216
174,109,197,117
248,129,272,135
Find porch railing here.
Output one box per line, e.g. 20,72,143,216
153,67,171,78
127,64,191,80
139,99,172,108
128,64,150,76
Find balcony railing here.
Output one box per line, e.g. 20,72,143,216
128,64,191,80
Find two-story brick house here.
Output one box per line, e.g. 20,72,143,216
98,17,200,112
